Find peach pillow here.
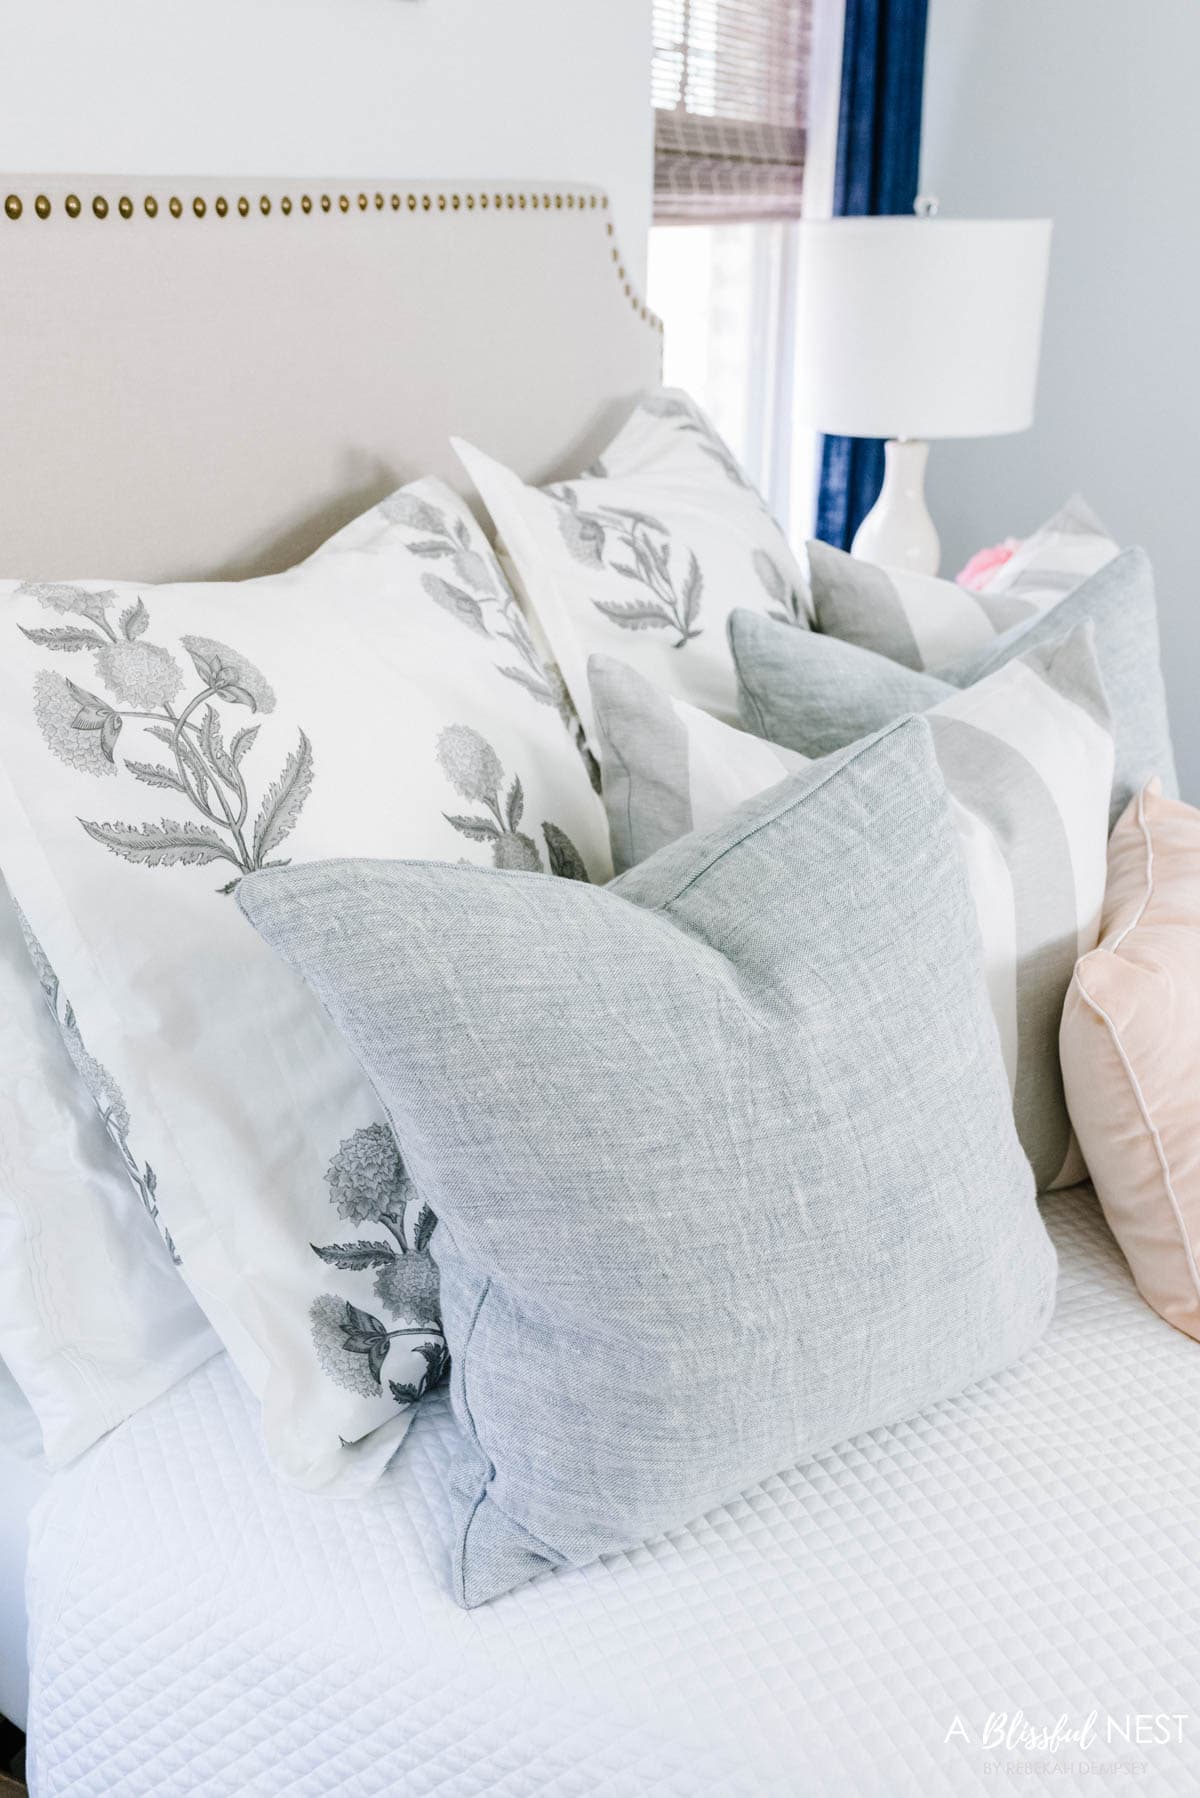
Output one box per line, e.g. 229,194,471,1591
1061,779,1200,1337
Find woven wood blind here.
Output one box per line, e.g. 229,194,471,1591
653,0,812,222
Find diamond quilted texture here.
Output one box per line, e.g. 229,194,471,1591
26,1192,1200,1796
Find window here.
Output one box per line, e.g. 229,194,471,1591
647,0,831,535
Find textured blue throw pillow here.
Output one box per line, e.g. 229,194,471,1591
775,545,1174,828
239,717,1056,1607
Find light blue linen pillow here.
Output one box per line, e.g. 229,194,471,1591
785,545,1174,827
239,716,1056,1608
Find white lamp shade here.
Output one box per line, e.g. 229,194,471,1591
796,217,1053,440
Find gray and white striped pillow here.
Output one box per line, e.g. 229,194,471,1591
810,496,1118,674
592,624,1115,1192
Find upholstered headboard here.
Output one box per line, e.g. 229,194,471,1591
0,176,660,582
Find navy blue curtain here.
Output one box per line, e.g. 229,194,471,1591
814,0,930,550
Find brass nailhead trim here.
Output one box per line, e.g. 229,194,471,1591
0,183,660,335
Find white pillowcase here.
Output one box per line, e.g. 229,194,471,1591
0,482,610,1489
454,388,811,746
0,883,217,1465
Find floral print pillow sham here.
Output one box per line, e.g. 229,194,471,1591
0,480,610,1491
454,388,811,748
0,882,218,1465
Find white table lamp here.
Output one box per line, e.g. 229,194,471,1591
796,214,1052,573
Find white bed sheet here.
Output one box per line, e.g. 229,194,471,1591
0,1360,51,1730
26,1192,1200,1797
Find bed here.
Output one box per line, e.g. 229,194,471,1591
3,175,1199,1796
18,1194,1200,1797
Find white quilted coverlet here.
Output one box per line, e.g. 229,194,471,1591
26,1194,1200,1797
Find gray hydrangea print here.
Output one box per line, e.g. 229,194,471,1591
546,486,703,648
14,904,179,1263
325,1121,413,1223
18,585,310,893
309,1125,448,1406
436,724,590,878
640,390,752,488
380,491,601,792
752,548,808,627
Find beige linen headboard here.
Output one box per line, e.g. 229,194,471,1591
0,176,660,582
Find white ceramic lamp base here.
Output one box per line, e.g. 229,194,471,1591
850,439,940,575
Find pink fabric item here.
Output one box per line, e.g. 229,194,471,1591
956,537,1019,592
1061,779,1200,1339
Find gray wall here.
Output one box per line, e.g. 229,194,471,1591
921,0,1197,796
0,0,653,284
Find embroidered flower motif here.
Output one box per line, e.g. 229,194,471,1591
378,493,446,534
436,724,505,806
61,1010,131,1139
308,1294,389,1399
492,830,543,871
20,589,313,888
14,909,176,1258
326,1123,412,1224
179,636,276,713
555,502,607,568
385,488,597,785
33,671,118,777
451,548,497,594
544,485,704,647
94,640,184,709
436,725,589,877
310,1134,445,1406
752,548,808,628
374,1250,441,1329
18,581,119,627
